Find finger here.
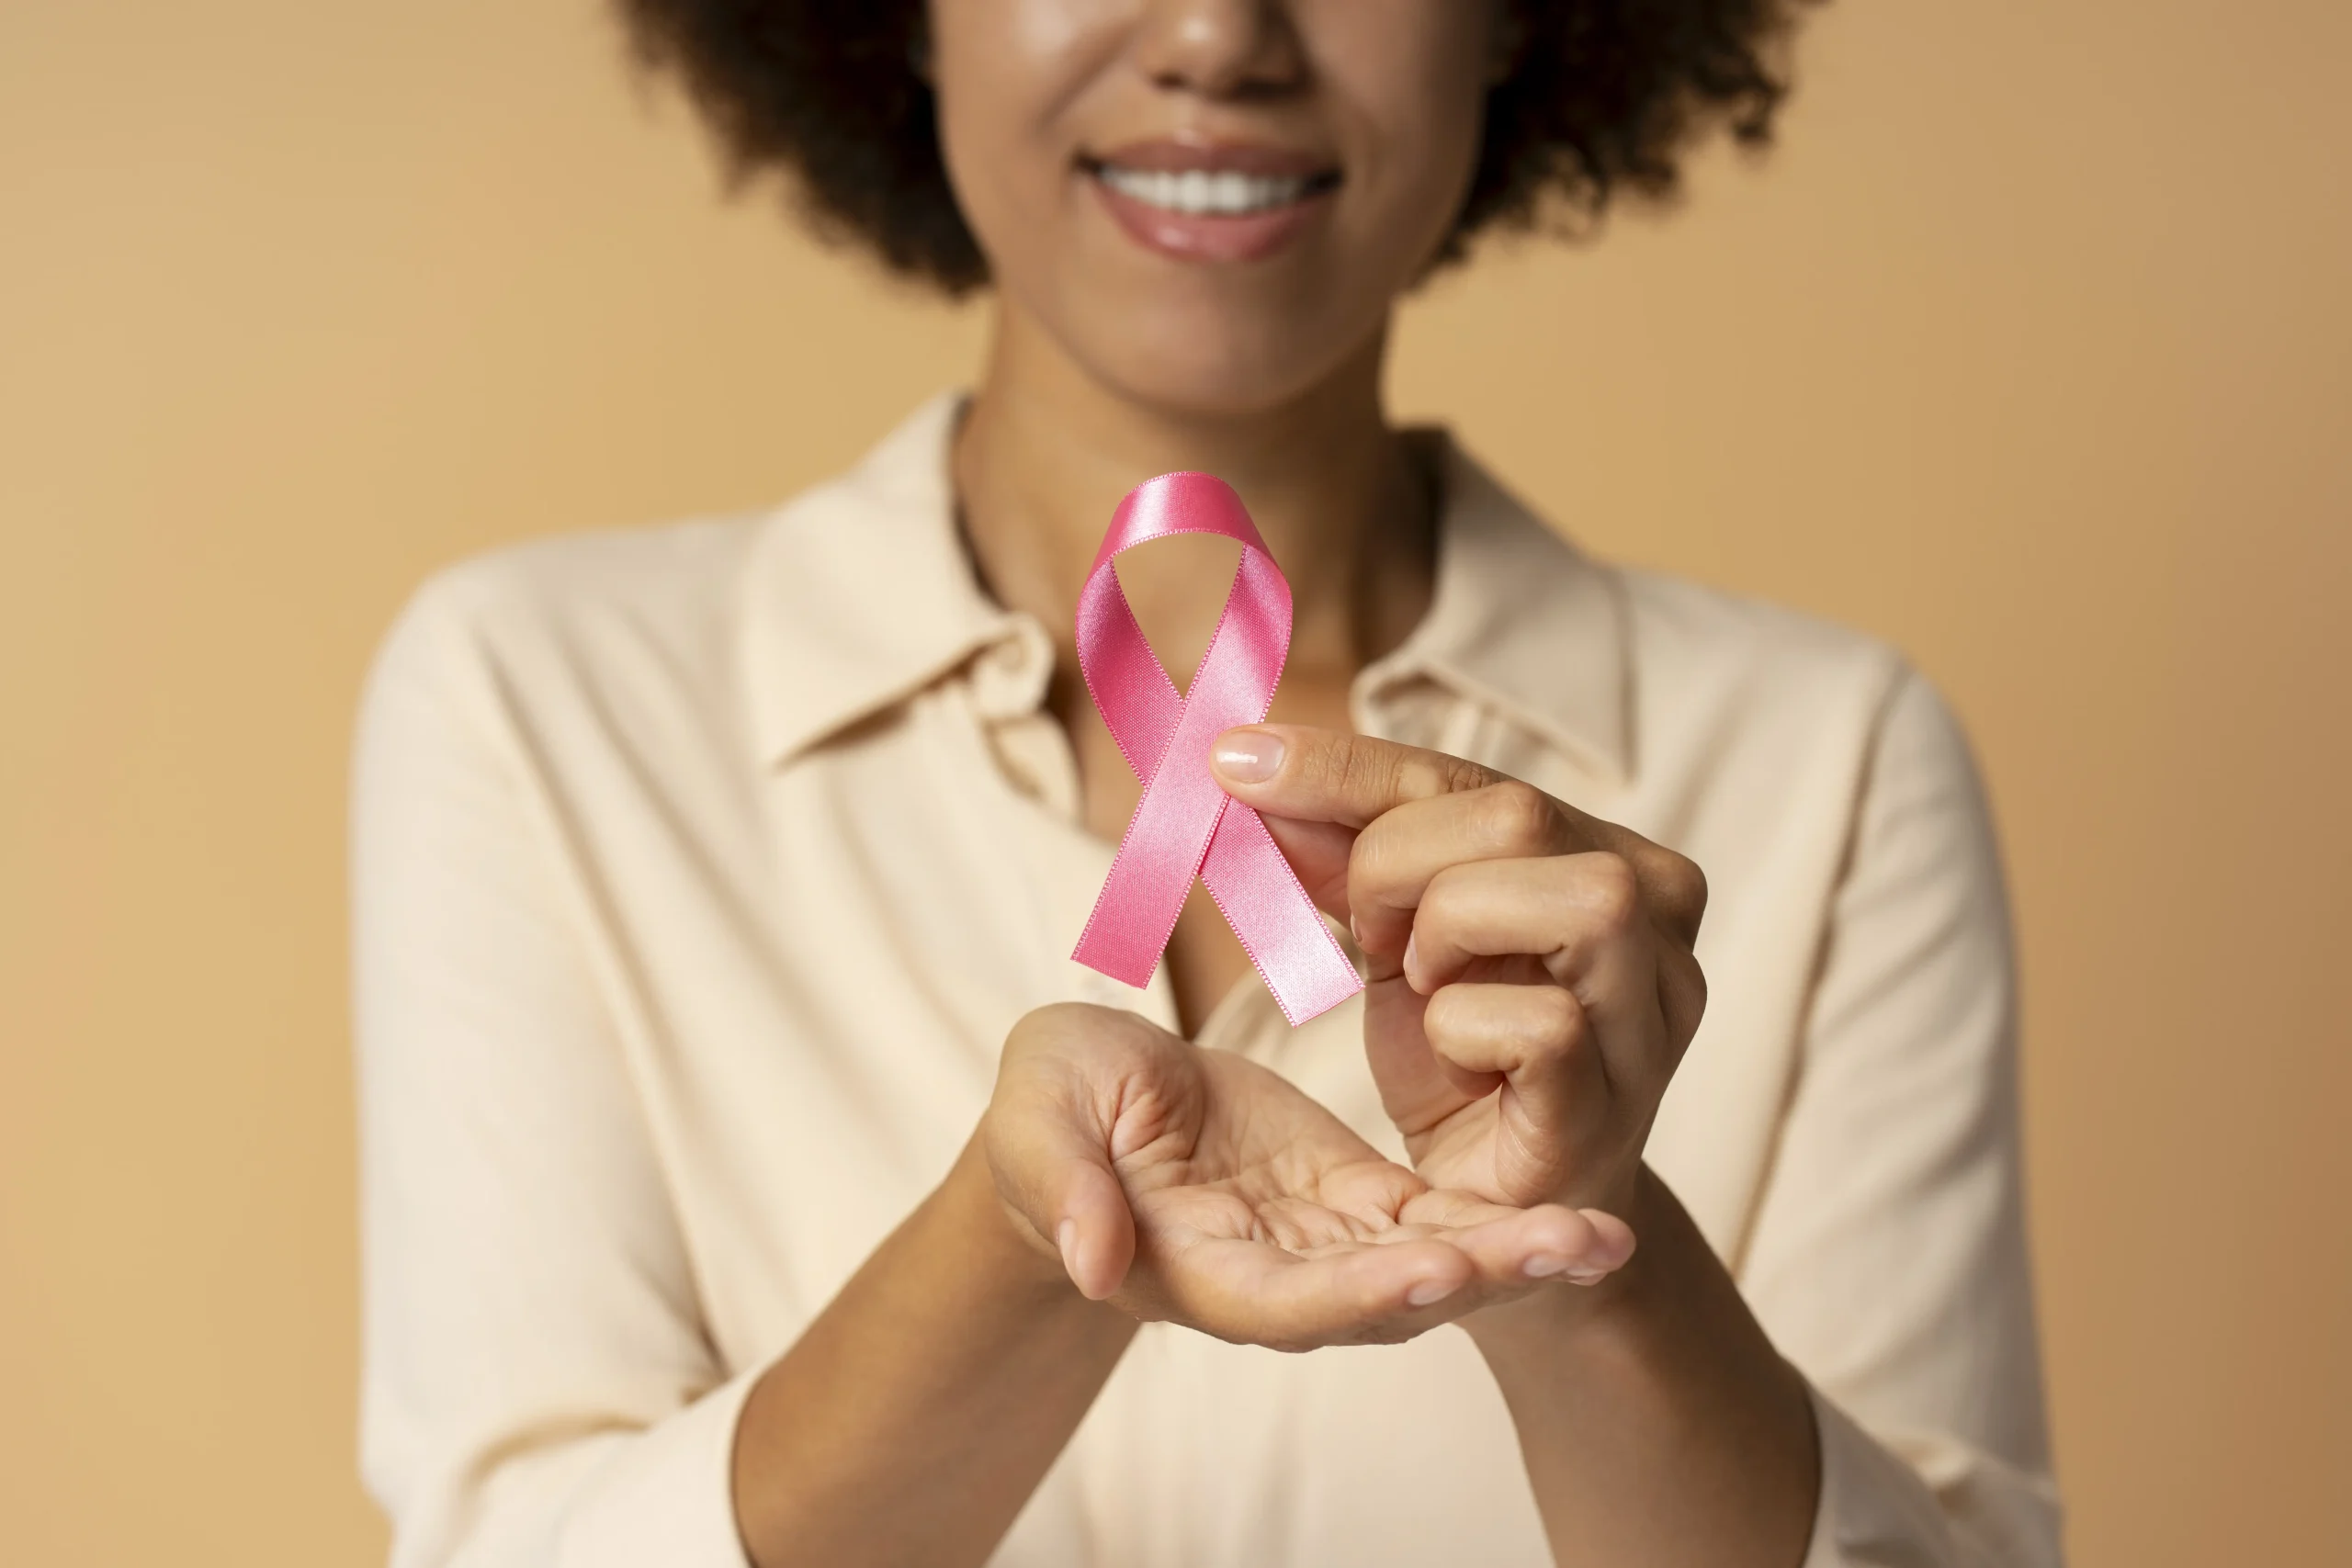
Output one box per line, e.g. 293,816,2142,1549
1052,1156,1137,1302
1212,727,1710,949
1291,1151,1436,1228
991,1104,1136,1302
1421,980,1600,1106
1421,983,1612,1201
1256,814,1361,920
1363,975,1500,1141
1407,855,1666,1092
1167,1234,1478,1351
1408,855,1654,1000
1655,942,1709,1067
989,1005,1182,1299
1346,782,1583,961
1210,725,1500,830
1408,1197,1639,1289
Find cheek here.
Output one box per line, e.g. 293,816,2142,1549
1314,4,1494,269
929,0,1116,251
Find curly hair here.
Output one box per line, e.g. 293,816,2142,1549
616,1,1804,296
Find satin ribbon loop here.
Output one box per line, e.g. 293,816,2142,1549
1069,472,1363,1025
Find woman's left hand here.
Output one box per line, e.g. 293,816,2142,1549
1211,726,1711,1244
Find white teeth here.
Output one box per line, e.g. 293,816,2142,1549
1097,164,1316,216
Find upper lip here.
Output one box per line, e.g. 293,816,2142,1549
1083,138,1337,181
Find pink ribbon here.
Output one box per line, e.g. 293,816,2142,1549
1069,473,1363,1026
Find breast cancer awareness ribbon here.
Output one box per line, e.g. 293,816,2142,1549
1070,472,1363,1026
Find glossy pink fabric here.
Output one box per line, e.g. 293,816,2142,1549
1069,473,1363,1025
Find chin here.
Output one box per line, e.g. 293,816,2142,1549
1082,307,1368,423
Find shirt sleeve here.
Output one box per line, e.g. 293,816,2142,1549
353,570,754,1568
1738,668,2064,1567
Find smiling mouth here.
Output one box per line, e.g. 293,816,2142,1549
1083,159,1341,218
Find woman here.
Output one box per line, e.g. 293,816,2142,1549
355,3,2058,1564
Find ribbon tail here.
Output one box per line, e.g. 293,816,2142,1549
1198,804,1363,1025
1071,796,1231,990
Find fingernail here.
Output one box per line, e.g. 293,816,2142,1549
1522,1254,1568,1279
1401,933,1420,987
1565,1264,1611,1286
1212,729,1283,784
1406,1277,1458,1307
1057,1219,1080,1281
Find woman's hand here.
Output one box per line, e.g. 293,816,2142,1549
983,1003,1629,1350
1210,727,1710,1226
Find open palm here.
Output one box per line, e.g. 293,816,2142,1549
987,1005,1619,1351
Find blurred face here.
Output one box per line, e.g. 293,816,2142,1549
929,0,1501,416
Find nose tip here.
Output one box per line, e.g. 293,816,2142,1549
1134,0,1306,98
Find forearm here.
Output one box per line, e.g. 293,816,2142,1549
1464,1167,1820,1568
730,1135,1136,1568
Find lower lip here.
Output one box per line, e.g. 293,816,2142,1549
1090,174,1335,264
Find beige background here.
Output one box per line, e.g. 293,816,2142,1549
4,0,2347,1562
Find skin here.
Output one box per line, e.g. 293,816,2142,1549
729,3,1820,1564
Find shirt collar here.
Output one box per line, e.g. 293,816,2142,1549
1361,435,1630,781
742,393,1029,767
743,393,1628,781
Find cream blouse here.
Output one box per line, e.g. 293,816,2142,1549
355,396,2060,1566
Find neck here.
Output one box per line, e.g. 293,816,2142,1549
952,301,1434,688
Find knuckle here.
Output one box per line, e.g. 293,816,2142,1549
1477,780,1558,853
1442,754,1498,795
1648,848,1710,931
1577,852,1644,931
1401,747,1491,806
1663,950,1710,1049
1295,731,1351,795
1347,818,1400,892
1419,862,1477,925
1340,739,1404,809
1420,982,1476,1042
1525,986,1589,1056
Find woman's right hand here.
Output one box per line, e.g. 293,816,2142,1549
981,1003,1633,1352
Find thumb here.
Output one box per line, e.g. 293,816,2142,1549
989,1083,1136,1302
1043,1147,1135,1302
